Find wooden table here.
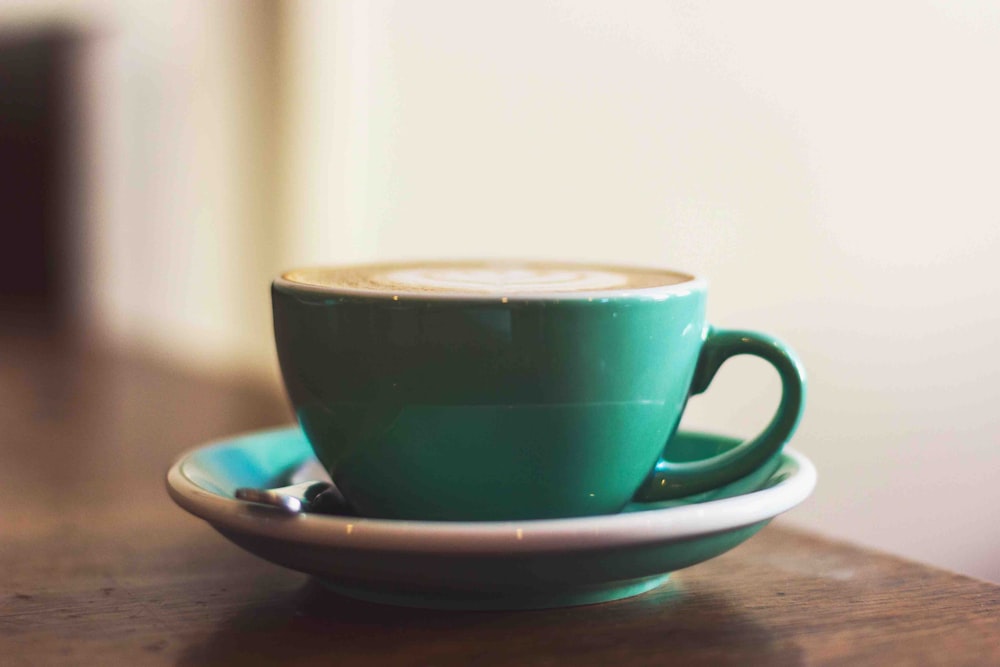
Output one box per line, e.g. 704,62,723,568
3,329,999,665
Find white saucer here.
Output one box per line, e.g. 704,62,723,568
167,427,815,610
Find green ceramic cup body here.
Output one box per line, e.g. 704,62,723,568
272,268,805,521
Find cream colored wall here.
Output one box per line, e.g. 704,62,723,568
283,1,1000,581
1,0,285,381
94,0,285,381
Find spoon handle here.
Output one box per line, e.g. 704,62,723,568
234,481,333,514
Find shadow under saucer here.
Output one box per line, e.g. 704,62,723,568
175,577,805,666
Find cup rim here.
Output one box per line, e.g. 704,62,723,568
273,260,707,302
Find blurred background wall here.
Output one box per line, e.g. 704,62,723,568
2,1,998,581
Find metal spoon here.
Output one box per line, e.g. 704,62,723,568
234,480,355,515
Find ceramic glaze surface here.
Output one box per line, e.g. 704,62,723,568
273,262,805,520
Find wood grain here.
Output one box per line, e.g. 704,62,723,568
2,329,998,665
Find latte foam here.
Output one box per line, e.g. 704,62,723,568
281,261,693,297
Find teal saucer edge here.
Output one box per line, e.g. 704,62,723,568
319,574,671,611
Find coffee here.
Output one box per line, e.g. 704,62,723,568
282,261,691,296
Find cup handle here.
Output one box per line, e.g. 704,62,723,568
634,327,806,502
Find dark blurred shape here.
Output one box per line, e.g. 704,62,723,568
0,29,76,330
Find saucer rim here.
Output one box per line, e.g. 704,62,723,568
166,427,815,556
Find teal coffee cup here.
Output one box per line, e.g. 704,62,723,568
272,261,805,521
